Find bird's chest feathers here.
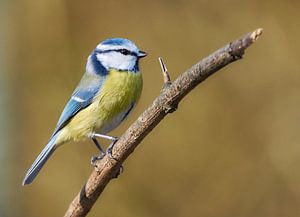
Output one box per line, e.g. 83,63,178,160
94,69,142,126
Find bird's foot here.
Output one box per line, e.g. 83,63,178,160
90,152,105,167
113,165,124,178
106,137,119,160
106,138,124,178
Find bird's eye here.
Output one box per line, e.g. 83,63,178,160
119,49,131,55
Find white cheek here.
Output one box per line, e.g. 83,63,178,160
118,55,136,70
97,53,136,71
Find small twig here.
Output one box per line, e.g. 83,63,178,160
64,28,263,217
159,57,172,87
158,57,177,113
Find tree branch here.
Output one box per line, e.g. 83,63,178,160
64,28,263,217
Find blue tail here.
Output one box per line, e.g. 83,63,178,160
22,135,58,185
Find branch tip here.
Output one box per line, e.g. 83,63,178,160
158,57,171,86
250,28,263,42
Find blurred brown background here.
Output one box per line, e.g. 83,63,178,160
1,0,300,216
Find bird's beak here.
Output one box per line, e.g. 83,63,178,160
138,50,147,58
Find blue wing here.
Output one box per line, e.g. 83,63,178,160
51,73,105,136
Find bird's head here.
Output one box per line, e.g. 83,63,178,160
87,38,147,74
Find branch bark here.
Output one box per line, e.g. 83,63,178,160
64,28,263,217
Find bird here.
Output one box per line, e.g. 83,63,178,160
22,38,147,185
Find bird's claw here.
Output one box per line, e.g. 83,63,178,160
106,138,119,161
113,165,124,178
106,146,115,160
90,153,105,167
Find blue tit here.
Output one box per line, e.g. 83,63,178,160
23,38,147,185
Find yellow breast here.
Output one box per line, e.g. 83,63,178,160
56,69,143,144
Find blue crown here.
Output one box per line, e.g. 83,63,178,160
98,38,139,54
101,38,133,46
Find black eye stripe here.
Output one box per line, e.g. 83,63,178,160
95,49,137,56
119,49,131,55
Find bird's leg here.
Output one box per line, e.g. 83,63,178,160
92,133,123,176
92,137,105,154
93,133,118,142
93,133,119,160
90,137,106,166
